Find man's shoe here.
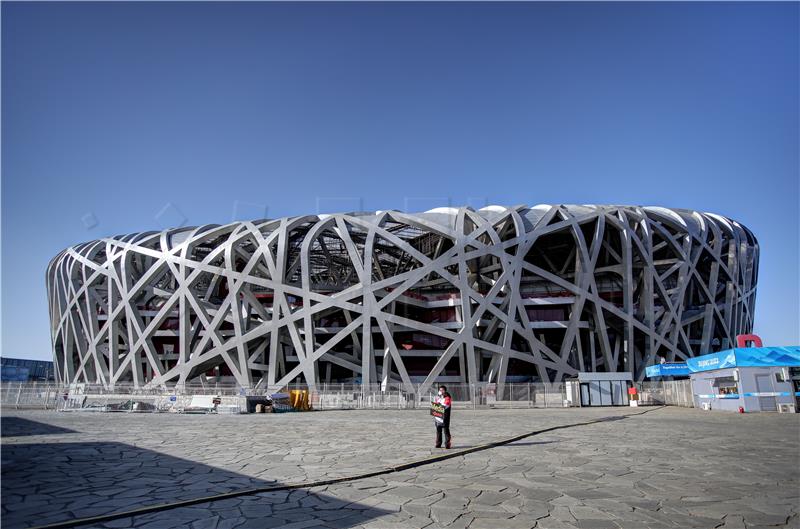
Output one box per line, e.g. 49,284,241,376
434,444,441,448
445,442,452,449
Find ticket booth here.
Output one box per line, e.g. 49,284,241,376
686,346,800,413
566,372,633,407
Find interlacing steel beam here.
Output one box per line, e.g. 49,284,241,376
46,205,759,391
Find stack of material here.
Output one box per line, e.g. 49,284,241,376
182,395,219,414
105,400,157,412
289,390,312,411
247,396,272,413
270,393,293,413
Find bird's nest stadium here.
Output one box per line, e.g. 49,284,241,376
47,205,758,394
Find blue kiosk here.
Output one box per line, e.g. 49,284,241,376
646,346,800,413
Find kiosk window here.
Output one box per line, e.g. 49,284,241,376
713,376,737,395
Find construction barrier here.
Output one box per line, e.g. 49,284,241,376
1,380,695,412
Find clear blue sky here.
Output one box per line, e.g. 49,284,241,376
2,2,798,361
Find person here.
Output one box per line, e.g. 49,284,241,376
433,385,452,448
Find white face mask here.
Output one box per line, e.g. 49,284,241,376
438,390,444,396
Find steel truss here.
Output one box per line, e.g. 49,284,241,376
47,205,758,394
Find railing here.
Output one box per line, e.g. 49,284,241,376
308,383,569,410
0,379,695,411
0,382,61,409
635,380,694,407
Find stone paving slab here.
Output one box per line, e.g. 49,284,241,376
1,407,798,528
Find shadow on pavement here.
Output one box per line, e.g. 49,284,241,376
595,415,627,423
1,417,77,437
1,441,390,529
503,440,559,447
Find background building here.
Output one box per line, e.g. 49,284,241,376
1,357,55,382
46,204,758,394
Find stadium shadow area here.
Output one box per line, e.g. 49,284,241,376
1,417,77,437
1,439,391,529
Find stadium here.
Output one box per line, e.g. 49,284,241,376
46,204,759,395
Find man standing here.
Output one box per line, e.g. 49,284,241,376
432,385,452,448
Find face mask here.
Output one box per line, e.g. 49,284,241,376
438,390,443,396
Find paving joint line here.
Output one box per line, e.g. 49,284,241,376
29,406,666,529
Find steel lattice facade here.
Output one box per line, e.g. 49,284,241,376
47,205,758,392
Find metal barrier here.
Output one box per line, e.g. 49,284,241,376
636,380,694,407
0,380,694,411
0,382,61,409
0,382,571,411
290,383,571,410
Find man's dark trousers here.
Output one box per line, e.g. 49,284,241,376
435,423,451,447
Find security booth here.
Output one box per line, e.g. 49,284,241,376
565,372,633,407
686,347,800,413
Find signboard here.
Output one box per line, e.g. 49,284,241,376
733,347,800,367
644,363,691,378
686,351,737,373
430,402,445,419
686,347,800,374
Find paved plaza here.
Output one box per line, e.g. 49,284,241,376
1,406,798,529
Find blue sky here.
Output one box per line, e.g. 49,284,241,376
3,2,798,361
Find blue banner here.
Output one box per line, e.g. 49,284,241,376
645,363,691,378
686,350,737,372
685,346,800,373
733,347,800,367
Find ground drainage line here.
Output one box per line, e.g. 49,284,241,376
30,406,666,529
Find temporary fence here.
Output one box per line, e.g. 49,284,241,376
0,382,61,410
305,383,571,410
0,379,695,412
636,379,694,408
